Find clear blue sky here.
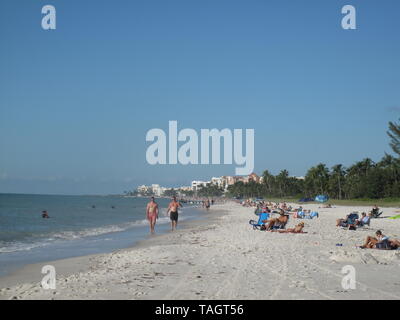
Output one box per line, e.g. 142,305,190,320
1,0,399,194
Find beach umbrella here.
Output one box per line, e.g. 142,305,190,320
315,194,329,203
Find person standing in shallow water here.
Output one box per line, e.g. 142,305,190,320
205,199,210,210
167,196,182,231
146,197,159,234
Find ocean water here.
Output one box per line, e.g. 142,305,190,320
0,194,203,277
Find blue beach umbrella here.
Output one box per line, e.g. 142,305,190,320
315,194,329,203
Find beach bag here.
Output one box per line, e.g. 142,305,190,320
310,211,319,218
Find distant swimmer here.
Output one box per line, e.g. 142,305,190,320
111,206,115,209
91,205,96,209
167,196,182,231
146,196,159,234
42,210,50,218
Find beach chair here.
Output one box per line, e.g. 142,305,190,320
340,212,359,229
358,216,371,227
300,211,319,219
310,211,319,219
297,211,305,219
249,212,270,230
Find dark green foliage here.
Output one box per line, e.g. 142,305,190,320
197,183,224,197
227,155,400,200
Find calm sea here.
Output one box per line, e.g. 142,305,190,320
0,194,203,277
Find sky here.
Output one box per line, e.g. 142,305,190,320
0,0,399,195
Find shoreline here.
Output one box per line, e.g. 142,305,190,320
0,204,227,294
1,202,400,300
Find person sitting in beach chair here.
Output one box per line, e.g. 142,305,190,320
370,205,383,218
249,207,271,230
336,212,359,229
270,222,307,234
359,230,400,250
264,210,289,231
355,212,371,227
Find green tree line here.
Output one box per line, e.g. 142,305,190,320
227,119,400,200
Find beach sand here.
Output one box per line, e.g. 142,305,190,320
1,202,400,300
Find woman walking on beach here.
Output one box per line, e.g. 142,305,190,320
146,197,159,234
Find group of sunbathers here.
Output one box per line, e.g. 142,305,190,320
249,202,399,249
251,206,307,233
335,206,400,250
336,212,371,229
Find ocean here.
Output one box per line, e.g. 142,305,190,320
0,194,204,277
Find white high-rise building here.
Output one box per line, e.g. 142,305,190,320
191,180,209,191
151,184,162,196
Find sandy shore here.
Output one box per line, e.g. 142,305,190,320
1,202,400,300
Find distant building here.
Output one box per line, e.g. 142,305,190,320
151,184,162,196
210,177,224,188
191,180,209,192
248,173,260,183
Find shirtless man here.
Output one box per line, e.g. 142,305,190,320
263,209,289,231
146,197,159,234
167,196,182,231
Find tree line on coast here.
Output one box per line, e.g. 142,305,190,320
225,119,400,200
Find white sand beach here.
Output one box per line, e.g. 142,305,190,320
1,202,400,300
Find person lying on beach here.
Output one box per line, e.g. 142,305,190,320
319,203,332,208
336,216,347,227
359,230,400,250
262,209,289,231
336,213,359,230
270,222,306,234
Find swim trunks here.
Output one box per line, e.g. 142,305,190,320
147,212,157,223
170,211,178,221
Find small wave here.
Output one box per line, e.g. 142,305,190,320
0,214,190,254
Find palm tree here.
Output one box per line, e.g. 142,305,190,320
262,170,274,195
387,118,400,157
276,170,290,197
331,164,345,199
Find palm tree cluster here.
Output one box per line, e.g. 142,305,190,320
227,119,400,200
197,183,224,197
226,155,400,200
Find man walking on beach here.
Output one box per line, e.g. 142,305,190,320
167,196,182,231
146,196,159,234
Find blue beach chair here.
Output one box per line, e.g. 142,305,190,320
340,212,359,229
249,212,270,230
